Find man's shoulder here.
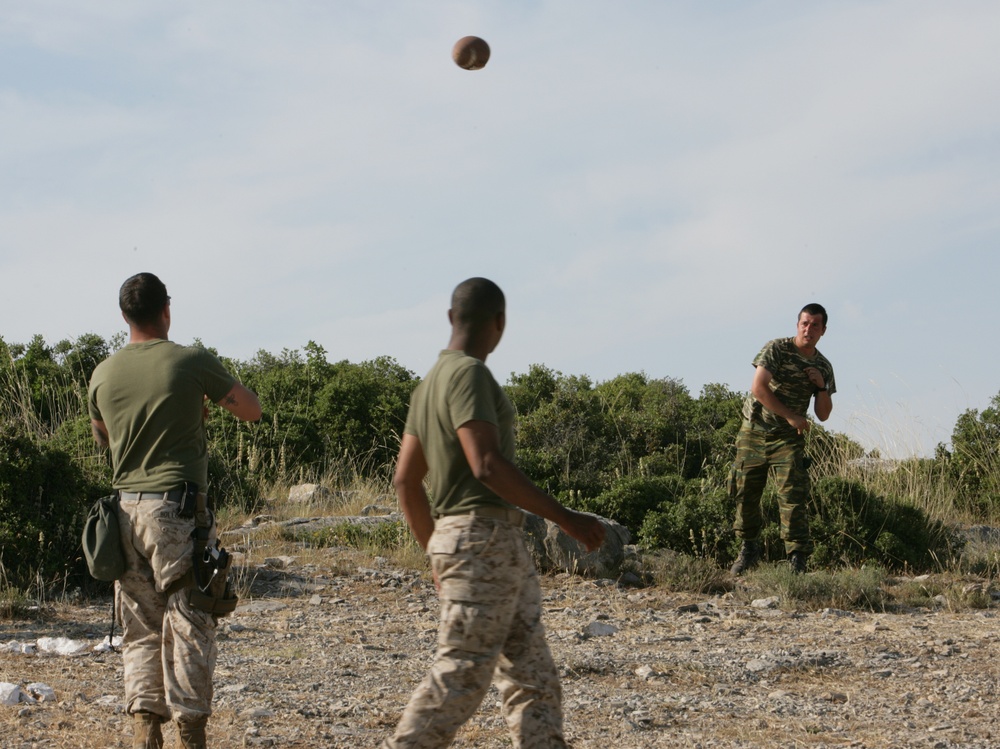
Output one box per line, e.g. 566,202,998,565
427,350,492,382
754,337,793,364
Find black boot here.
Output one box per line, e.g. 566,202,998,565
730,539,761,574
788,550,808,574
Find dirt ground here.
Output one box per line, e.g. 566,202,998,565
3,549,999,749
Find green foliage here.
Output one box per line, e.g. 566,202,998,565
513,372,614,496
808,477,960,572
644,549,731,594
577,475,686,534
936,392,1000,517
636,482,734,558
739,565,890,611
510,366,743,497
0,330,996,588
298,520,412,553
228,345,417,487
314,356,417,474
0,422,92,588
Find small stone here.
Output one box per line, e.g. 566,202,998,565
583,622,618,638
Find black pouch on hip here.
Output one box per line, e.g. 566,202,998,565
177,482,199,518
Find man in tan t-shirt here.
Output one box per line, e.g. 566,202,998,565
383,277,605,749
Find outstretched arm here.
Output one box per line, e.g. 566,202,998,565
216,383,262,422
456,420,605,551
393,433,435,550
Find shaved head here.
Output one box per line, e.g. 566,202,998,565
450,277,505,335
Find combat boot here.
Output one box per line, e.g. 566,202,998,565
788,551,808,574
175,716,208,749
730,539,761,575
132,712,164,749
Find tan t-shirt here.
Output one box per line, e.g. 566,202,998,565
403,349,515,516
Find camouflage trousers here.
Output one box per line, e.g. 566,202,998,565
729,420,813,555
382,515,566,749
117,495,218,722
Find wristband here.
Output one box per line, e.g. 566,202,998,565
816,387,828,393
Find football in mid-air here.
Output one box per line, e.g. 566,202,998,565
452,36,490,70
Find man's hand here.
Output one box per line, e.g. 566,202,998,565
804,367,826,390
559,510,606,552
786,414,811,434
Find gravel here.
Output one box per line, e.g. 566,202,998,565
2,548,999,748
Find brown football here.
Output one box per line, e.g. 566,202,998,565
452,36,490,70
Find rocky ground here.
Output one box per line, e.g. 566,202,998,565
2,547,999,749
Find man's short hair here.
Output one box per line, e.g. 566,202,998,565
120,273,169,326
799,302,828,327
451,277,505,333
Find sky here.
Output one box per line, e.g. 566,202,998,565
2,1,999,458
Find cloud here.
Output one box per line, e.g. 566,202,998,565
2,1,1000,457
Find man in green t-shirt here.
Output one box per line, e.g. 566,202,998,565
729,303,836,575
88,273,261,749
383,278,605,749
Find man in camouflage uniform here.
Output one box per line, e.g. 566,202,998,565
383,277,606,749
88,273,261,749
729,303,835,575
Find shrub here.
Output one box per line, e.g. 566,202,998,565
578,475,686,535
809,477,960,572
0,423,92,589
636,481,734,558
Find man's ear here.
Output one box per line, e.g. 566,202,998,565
447,308,454,326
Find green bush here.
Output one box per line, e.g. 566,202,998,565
809,477,960,572
299,519,410,553
0,423,92,589
577,474,686,534
636,481,734,558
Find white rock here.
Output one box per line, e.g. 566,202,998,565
1,640,35,655
93,636,124,653
583,621,618,638
36,637,90,655
821,608,854,618
751,597,780,609
288,483,330,503
0,683,21,705
26,683,56,702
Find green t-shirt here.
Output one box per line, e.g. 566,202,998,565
404,349,515,517
87,340,236,492
742,337,837,433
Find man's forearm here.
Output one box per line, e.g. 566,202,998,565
814,391,833,421
473,454,571,526
752,387,799,423
397,484,435,551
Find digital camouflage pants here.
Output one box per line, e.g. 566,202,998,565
117,495,218,722
729,420,813,555
382,514,566,749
